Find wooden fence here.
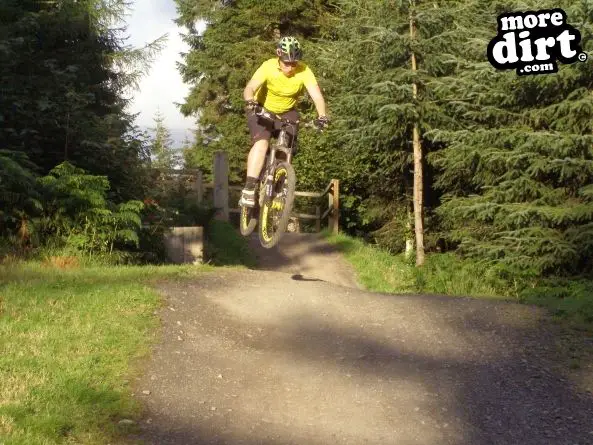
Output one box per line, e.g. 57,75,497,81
188,151,340,233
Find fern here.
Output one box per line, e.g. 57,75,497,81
36,162,144,256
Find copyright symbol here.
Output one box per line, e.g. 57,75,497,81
579,52,588,62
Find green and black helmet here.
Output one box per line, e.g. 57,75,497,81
276,36,303,62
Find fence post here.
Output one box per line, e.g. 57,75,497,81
331,179,339,234
195,170,204,204
213,151,229,221
315,205,321,232
328,186,334,232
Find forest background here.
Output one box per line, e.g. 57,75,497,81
2,0,593,322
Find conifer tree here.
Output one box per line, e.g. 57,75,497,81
149,109,176,170
315,0,484,263
0,0,164,201
428,0,593,277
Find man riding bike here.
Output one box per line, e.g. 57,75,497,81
239,36,330,208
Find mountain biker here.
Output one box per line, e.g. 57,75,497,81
239,36,330,208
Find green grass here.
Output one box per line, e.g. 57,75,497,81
325,231,593,327
205,220,257,267
519,278,593,329
0,218,255,444
324,231,417,293
0,261,214,444
324,231,510,299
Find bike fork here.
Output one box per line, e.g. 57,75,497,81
263,150,277,201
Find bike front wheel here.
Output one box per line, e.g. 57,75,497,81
258,161,296,249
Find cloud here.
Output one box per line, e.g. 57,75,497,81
128,28,194,128
122,1,206,145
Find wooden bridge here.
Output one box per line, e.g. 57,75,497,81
160,151,340,234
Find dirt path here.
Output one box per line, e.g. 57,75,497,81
245,233,361,289
130,235,593,445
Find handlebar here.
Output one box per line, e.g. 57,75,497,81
253,106,325,130
255,106,299,125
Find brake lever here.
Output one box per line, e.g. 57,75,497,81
302,121,327,132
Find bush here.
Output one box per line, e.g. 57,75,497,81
518,278,593,325
134,225,169,264
411,253,512,298
0,150,42,246
35,162,144,257
138,197,217,264
204,220,256,267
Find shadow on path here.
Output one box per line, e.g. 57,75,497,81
130,271,593,445
246,233,360,288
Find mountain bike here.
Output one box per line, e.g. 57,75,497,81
239,106,319,249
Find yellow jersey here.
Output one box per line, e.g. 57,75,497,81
251,58,318,114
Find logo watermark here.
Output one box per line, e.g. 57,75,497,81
487,8,587,75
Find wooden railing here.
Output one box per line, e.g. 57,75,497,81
223,178,339,234
153,151,340,234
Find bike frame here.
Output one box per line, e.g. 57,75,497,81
239,106,321,244
254,107,298,203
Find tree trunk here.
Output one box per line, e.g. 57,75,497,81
412,123,425,266
409,1,425,266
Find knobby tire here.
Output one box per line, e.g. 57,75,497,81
240,183,266,236
239,205,258,236
258,161,296,249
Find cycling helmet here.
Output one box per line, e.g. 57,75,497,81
276,36,303,62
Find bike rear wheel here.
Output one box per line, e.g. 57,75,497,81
258,161,296,249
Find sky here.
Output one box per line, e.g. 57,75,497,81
122,1,206,147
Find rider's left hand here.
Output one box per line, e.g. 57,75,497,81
314,115,330,131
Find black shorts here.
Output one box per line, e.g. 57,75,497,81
247,109,299,145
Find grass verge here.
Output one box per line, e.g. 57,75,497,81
205,220,256,267
324,231,509,298
324,231,593,327
0,261,213,444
